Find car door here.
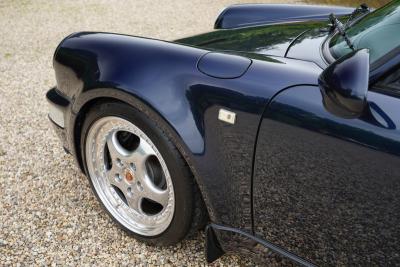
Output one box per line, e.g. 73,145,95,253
253,68,400,265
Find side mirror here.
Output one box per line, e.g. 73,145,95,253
319,49,369,118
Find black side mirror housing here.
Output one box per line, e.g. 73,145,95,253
319,49,370,118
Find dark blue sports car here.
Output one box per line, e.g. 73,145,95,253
47,1,400,265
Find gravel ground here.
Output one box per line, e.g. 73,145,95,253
1,0,309,266
0,0,389,266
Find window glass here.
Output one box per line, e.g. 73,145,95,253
330,1,400,64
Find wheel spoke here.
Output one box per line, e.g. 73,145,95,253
141,175,169,207
106,131,131,161
129,139,155,177
126,190,142,212
105,167,123,188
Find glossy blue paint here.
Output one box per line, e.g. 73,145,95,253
214,4,354,29
177,20,327,58
52,32,322,244
47,3,400,265
319,49,370,118
254,85,400,265
197,52,252,79
285,27,330,67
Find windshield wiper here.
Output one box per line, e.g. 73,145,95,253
329,13,355,51
345,3,370,28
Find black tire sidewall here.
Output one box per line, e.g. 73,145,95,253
80,101,194,246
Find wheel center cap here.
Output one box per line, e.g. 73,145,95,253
124,169,135,183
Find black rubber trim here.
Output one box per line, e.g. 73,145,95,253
46,87,70,107
205,225,225,263
209,223,316,267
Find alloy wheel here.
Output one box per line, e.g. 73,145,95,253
85,116,175,236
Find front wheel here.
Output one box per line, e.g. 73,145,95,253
81,101,206,245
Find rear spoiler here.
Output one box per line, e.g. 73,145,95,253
214,4,355,29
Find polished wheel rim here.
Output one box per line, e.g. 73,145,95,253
85,116,175,236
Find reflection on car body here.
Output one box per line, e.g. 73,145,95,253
47,1,400,265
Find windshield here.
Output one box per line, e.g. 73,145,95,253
329,0,400,65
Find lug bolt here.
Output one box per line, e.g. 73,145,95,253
130,162,136,171
127,187,133,197
137,181,143,192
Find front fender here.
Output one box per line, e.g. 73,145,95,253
52,32,322,255
53,32,265,233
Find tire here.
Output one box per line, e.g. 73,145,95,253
80,101,207,245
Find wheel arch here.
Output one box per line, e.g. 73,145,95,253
71,89,213,220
